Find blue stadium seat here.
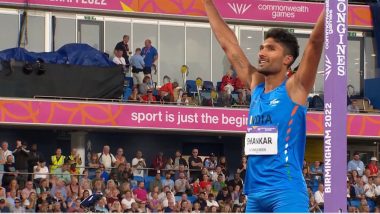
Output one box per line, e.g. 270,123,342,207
122,87,132,102
188,195,197,203
133,176,144,182
175,196,182,202
216,81,222,91
124,76,133,89
349,199,360,208
144,176,155,190
203,81,214,91
186,80,198,96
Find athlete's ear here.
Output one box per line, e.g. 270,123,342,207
283,55,294,67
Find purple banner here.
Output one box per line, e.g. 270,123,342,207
324,0,348,212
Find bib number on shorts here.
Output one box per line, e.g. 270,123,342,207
245,126,278,155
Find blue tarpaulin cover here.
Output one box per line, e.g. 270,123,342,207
0,43,116,67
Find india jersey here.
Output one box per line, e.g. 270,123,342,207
244,80,307,194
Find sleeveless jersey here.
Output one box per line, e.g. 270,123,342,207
244,80,307,194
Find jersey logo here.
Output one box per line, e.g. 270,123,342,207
269,99,280,107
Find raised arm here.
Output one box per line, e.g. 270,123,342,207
204,0,263,89
289,11,325,104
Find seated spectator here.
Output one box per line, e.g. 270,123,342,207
25,192,37,212
303,167,312,188
110,200,123,213
192,178,201,196
139,76,153,95
359,198,370,213
159,78,179,103
53,162,71,184
105,180,120,208
174,172,191,196
97,145,116,171
218,156,229,178
178,195,192,213
367,156,379,177
0,198,10,212
133,181,148,204
204,153,218,171
364,177,376,201
128,86,141,102
200,174,212,192
88,153,100,179
66,148,82,175
36,178,50,195
161,188,174,207
50,148,65,174
176,89,190,106
50,179,68,201
130,48,145,86
309,195,322,213
231,185,242,204
113,47,127,72
149,171,163,193
211,165,225,182
66,176,81,199
6,190,17,208
354,178,365,199
67,197,84,212
121,190,136,210
94,197,108,213
237,156,247,182
161,172,174,192
148,191,160,212
140,89,157,103
220,69,235,106
362,168,373,184
174,164,188,181
227,173,243,192
234,76,250,105
212,174,227,194
12,197,25,213
310,160,323,186
33,159,49,184
314,183,324,209
194,192,207,211
216,187,232,207
21,181,36,199
206,193,219,208
164,158,175,176
93,180,106,195
192,202,201,213
164,199,177,212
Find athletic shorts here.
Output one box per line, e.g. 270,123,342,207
246,188,309,213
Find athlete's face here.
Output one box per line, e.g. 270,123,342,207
257,38,293,76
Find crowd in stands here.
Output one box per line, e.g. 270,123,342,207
302,151,380,213
0,140,251,212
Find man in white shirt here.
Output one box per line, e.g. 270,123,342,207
33,160,49,180
314,183,324,209
97,145,116,171
374,177,380,197
131,150,146,178
2,142,13,162
364,177,376,200
113,48,127,72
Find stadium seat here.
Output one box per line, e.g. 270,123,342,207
203,81,214,91
144,176,155,190
186,80,198,96
216,82,222,91
124,76,133,89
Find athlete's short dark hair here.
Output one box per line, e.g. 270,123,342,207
265,28,299,67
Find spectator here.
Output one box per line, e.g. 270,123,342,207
206,193,219,208
176,89,190,106
161,172,174,192
113,47,128,72
309,195,322,213
231,185,241,204
375,177,380,197
211,166,225,182
354,178,365,200
362,168,372,184
1,142,13,162
200,174,212,192
314,183,324,209
51,179,68,201
88,153,100,179
194,192,207,211
310,160,324,188
218,156,229,178
54,162,71,184
234,76,250,105
105,180,120,207
160,187,174,207
141,39,158,78
227,173,243,192
204,153,218,171
121,190,135,210
12,197,25,213
50,148,65,174
6,190,17,209
28,144,43,181
2,155,17,188
149,171,163,193
220,69,235,106
216,187,232,207
174,172,191,196
97,145,116,171
67,197,84,212
66,176,81,199
188,148,203,181
66,148,82,175
13,140,29,189
164,199,177,212
348,152,365,176
152,152,166,172
25,192,37,212
94,197,108,213
367,156,379,176
33,159,49,184
164,158,175,175
0,198,10,212
128,86,141,102
114,35,130,68
36,178,50,195
212,174,227,194
21,181,36,199
0,148,5,187
236,156,247,182
139,76,153,95
130,48,145,86
159,79,178,103
131,150,146,178
364,177,376,201
133,181,148,204
114,148,127,167
302,167,312,188
110,200,123,213
173,150,188,170
141,89,157,103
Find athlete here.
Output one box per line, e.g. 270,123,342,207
204,0,325,212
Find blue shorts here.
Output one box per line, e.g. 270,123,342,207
246,188,309,213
